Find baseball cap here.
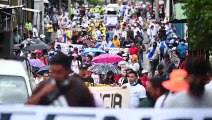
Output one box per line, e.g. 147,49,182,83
142,69,148,74
162,69,189,92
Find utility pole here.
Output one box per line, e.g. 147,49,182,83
68,0,71,19
59,0,62,13
155,0,159,20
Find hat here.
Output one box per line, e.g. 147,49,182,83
40,34,46,39
142,69,148,74
36,50,42,54
162,69,189,92
72,53,78,57
171,47,177,51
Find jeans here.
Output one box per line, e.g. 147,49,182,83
150,59,159,77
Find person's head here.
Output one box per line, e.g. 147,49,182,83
164,54,170,62
114,35,118,40
146,76,168,101
107,71,114,80
50,53,71,82
43,73,49,81
128,70,138,85
142,69,149,77
72,53,78,59
86,54,93,62
185,57,211,97
36,50,42,58
27,19,31,23
153,42,157,48
157,64,164,75
150,25,154,29
131,43,135,47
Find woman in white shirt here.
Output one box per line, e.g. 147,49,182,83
128,54,140,72
71,53,81,74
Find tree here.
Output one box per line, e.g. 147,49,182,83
183,0,212,52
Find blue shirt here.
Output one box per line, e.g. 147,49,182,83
177,44,188,58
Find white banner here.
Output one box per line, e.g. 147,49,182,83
54,42,83,54
89,87,129,108
108,48,120,54
0,106,212,120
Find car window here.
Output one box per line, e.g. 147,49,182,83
0,76,28,104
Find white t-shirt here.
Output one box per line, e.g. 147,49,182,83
122,83,146,108
154,92,174,108
206,80,212,90
71,60,81,74
32,27,38,38
57,29,63,39
128,62,140,72
91,73,100,84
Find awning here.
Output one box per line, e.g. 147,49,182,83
22,8,41,13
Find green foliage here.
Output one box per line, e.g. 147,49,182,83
183,0,212,50
88,0,104,6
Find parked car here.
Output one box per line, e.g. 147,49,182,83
0,59,35,104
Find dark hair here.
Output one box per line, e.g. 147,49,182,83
107,71,114,76
87,54,93,61
157,64,164,71
50,53,71,69
185,57,211,76
128,70,138,77
149,76,168,94
164,54,170,59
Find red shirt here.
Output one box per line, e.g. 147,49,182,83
129,47,138,55
140,77,150,88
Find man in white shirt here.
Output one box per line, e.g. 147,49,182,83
32,25,39,38
122,70,146,108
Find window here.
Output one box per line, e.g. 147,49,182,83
0,76,28,104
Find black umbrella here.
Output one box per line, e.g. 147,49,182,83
23,39,50,51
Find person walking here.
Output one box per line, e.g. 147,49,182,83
122,71,146,108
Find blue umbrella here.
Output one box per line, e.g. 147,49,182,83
83,48,106,55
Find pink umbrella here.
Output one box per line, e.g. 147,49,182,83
92,54,123,63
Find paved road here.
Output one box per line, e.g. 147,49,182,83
141,32,150,72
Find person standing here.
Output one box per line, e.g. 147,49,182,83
25,19,33,31
177,40,188,61
52,12,58,32
57,26,63,42
71,53,81,74
122,71,146,108
146,42,161,77
112,35,120,48
159,54,176,79
139,76,168,107
32,25,39,38
165,57,212,108
129,43,139,56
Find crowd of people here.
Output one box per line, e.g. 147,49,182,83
12,2,212,108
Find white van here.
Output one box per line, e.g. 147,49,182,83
0,59,35,104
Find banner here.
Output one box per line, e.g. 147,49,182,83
54,42,83,54
108,48,120,54
0,106,212,120
89,87,129,108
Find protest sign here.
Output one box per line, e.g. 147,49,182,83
0,106,212,120
108,48,120,54
89,87,129,108
54,42,83,54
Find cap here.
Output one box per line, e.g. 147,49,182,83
162,69,189,92
142,69,148,74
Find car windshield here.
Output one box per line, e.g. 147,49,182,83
0,75,28,104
